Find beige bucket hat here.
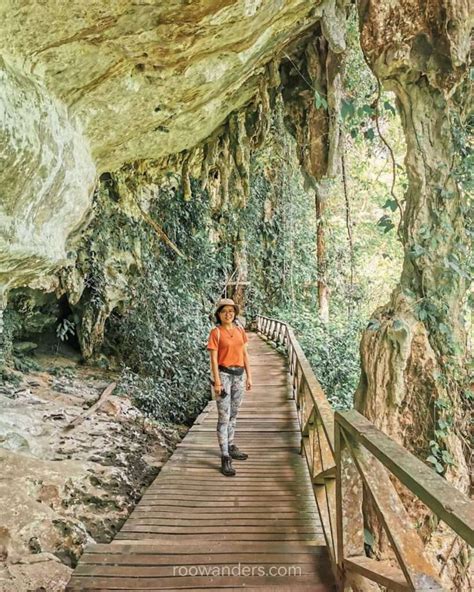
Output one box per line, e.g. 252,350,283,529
215,298,240,316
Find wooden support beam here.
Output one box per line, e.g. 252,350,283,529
344,556,410,592
336,410,474,546
313,466,336,484
342,432,444,591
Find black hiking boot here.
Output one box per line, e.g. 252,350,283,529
221,455,236,476
229,444,248,460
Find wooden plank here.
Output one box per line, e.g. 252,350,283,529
129,512,319,520
146,478,312,485
336,409,474,546
314,484,334,562
66,574,333,590
143,486,313,494
89,541,327,554
114,533,325,542
324,478,337,566
336,422,364,568
313,466,336,484
133,499,314,512
286,328,335,453
146,475,311,484
79,551,323,566
152,474,311,481
118,526,321,535
142,488,313,495
344,556,410,592
125,519,318,528
316,417,334,473
160,465,307,473
73,563,322,577
139,496,315,503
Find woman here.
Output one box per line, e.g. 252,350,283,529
207,298,252,476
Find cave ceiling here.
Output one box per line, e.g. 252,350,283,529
0,0,345,290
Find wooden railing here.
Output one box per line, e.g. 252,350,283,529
256,315,474,592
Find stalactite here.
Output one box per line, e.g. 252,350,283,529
280,26,344,183
229,110,250,205
251,76,271,149
200,135,220,191
267,59,281,89
181,151,192,201
0,302,5,372
325,48,343,176
217,131,231,207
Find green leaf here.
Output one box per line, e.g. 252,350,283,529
416,307,427,321
362,104,375,116
426,455,438,465
441,450,454,465
383,198,398,212
409,244,425,259
314,91,328,111
377,215,395,233
364,528,375,547
341,99,355,120
383,100,396,115
438,323,449,335
364,128,375,141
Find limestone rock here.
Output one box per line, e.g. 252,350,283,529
13,342,38,355
0,57,96,289
0,356,178,591
0,432,30,452
0,1,338,170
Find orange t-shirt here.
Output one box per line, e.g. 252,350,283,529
207,325,248,367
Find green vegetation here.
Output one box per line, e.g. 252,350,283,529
100,180,232,424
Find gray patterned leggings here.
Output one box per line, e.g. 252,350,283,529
216,369,245,456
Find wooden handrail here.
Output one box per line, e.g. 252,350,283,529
256,314,474,592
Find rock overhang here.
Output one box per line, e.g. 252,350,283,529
0,0,344,289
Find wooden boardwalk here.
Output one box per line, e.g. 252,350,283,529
67,332,334,591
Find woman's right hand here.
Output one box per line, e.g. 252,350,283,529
213,383,223,396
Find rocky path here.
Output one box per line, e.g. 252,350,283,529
0,353,182,592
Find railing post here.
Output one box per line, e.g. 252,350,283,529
290,349,297,399
335,420,345,590
335,420,367,592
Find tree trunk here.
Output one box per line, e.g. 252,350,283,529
315,184,330,323
356,1,471,588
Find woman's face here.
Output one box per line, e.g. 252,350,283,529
219,305,235,323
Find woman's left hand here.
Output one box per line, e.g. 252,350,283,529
246,379,252,391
